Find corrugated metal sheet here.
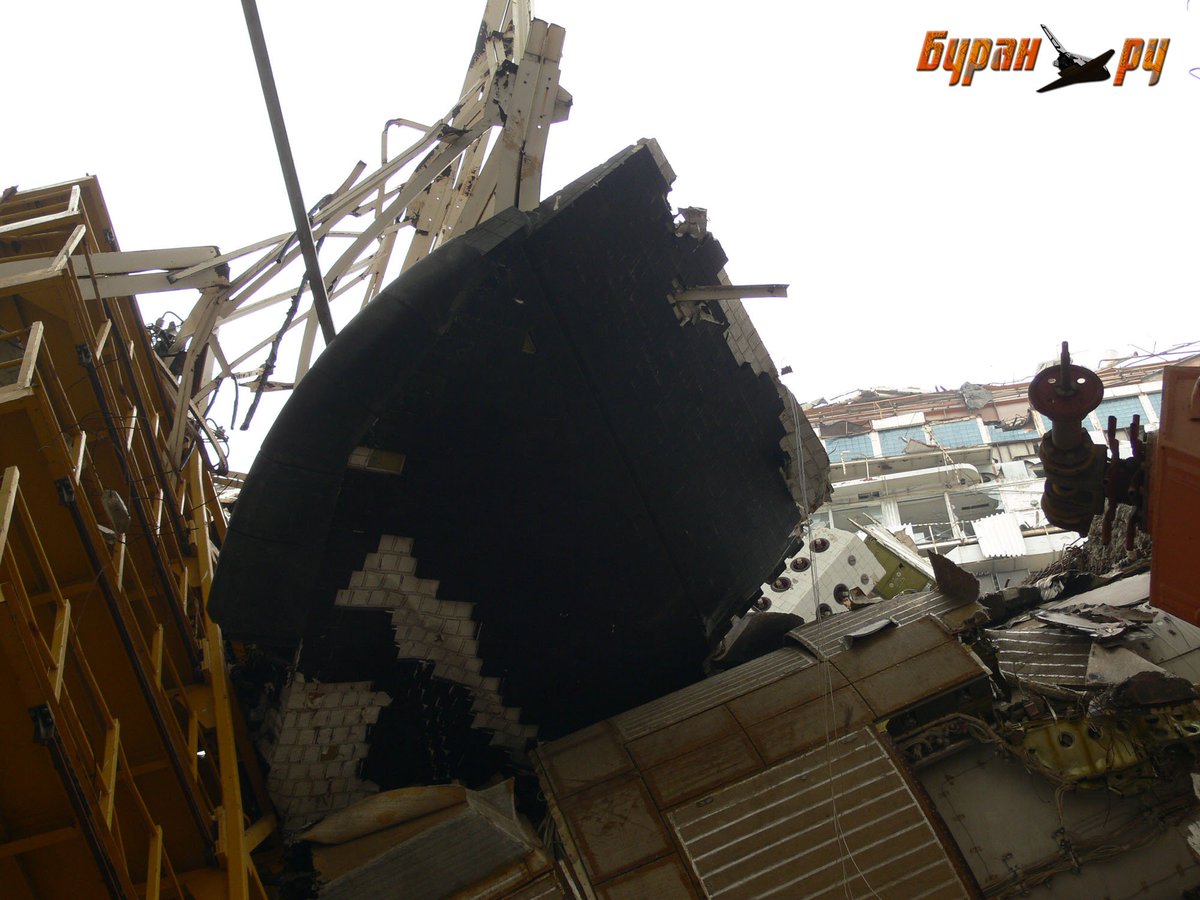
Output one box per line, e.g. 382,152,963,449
1045,572,1150,611
315,791,543,900
612,648,814,742
506,873,566,899
1132,613,1200,683
788,591,970,659
973,512,1026,559
595,856,695,899
985,626,1092,688
667,728,969,899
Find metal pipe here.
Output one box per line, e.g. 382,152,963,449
31,705,130,899
76,344,203,673
240,0,337,344
94,294,191,550
1047,341,1087,450
55,479,213,843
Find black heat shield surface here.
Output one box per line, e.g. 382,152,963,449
210,142,802,734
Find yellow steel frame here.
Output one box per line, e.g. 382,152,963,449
0,180,273,898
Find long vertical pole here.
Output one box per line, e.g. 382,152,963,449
240,0,337,345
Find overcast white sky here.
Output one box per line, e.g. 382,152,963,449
4,1,1196,467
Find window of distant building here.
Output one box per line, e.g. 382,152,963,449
1094,395,1152,430
931,419,983,449
878,426,925,457
987,420,1040,444
823,433,874,461
1145,392,1162,418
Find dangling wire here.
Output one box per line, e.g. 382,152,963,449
788,386,883,900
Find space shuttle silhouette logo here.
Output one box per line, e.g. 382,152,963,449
1036,25,1114,92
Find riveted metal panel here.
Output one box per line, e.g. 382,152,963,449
596,854,697,899
743,686,873,765
853,641,989,719
538,721,633,799
504,873,566,899
820,616,951,681
644,731,763,810
557,774,673,884
725,661,846,728
790,592,969,658
667,729,971,899
626,706,740,770
612,648,814,742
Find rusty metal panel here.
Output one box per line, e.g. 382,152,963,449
314,792,541,900
817,616,952,680
557,774,674,884
1136,613,1200,683
643,731,764,810
985,626,1092,688
537,721,632,799
789,591,969,658
502,873,566,899
743,686,873,765
1150,361,1200,624
667,729,970,898
852,641,989,719
612,648,814,742
725,661,845,728
929,552,980,603
626,706,740,770
595,854,697,899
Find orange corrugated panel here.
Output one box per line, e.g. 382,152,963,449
1149,360,1200,623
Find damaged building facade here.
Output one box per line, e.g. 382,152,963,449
803,352,1184,590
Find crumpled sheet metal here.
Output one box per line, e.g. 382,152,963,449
1050,571,1150,610
1032,583,1157,641
989,599,1200,700
930,552,980,604
787,589,978,658
986,625,1094,690
1033,610,1132,641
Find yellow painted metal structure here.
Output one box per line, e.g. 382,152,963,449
0,180,273,898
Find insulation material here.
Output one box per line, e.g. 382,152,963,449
259,674,391,831
337,535,535,749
